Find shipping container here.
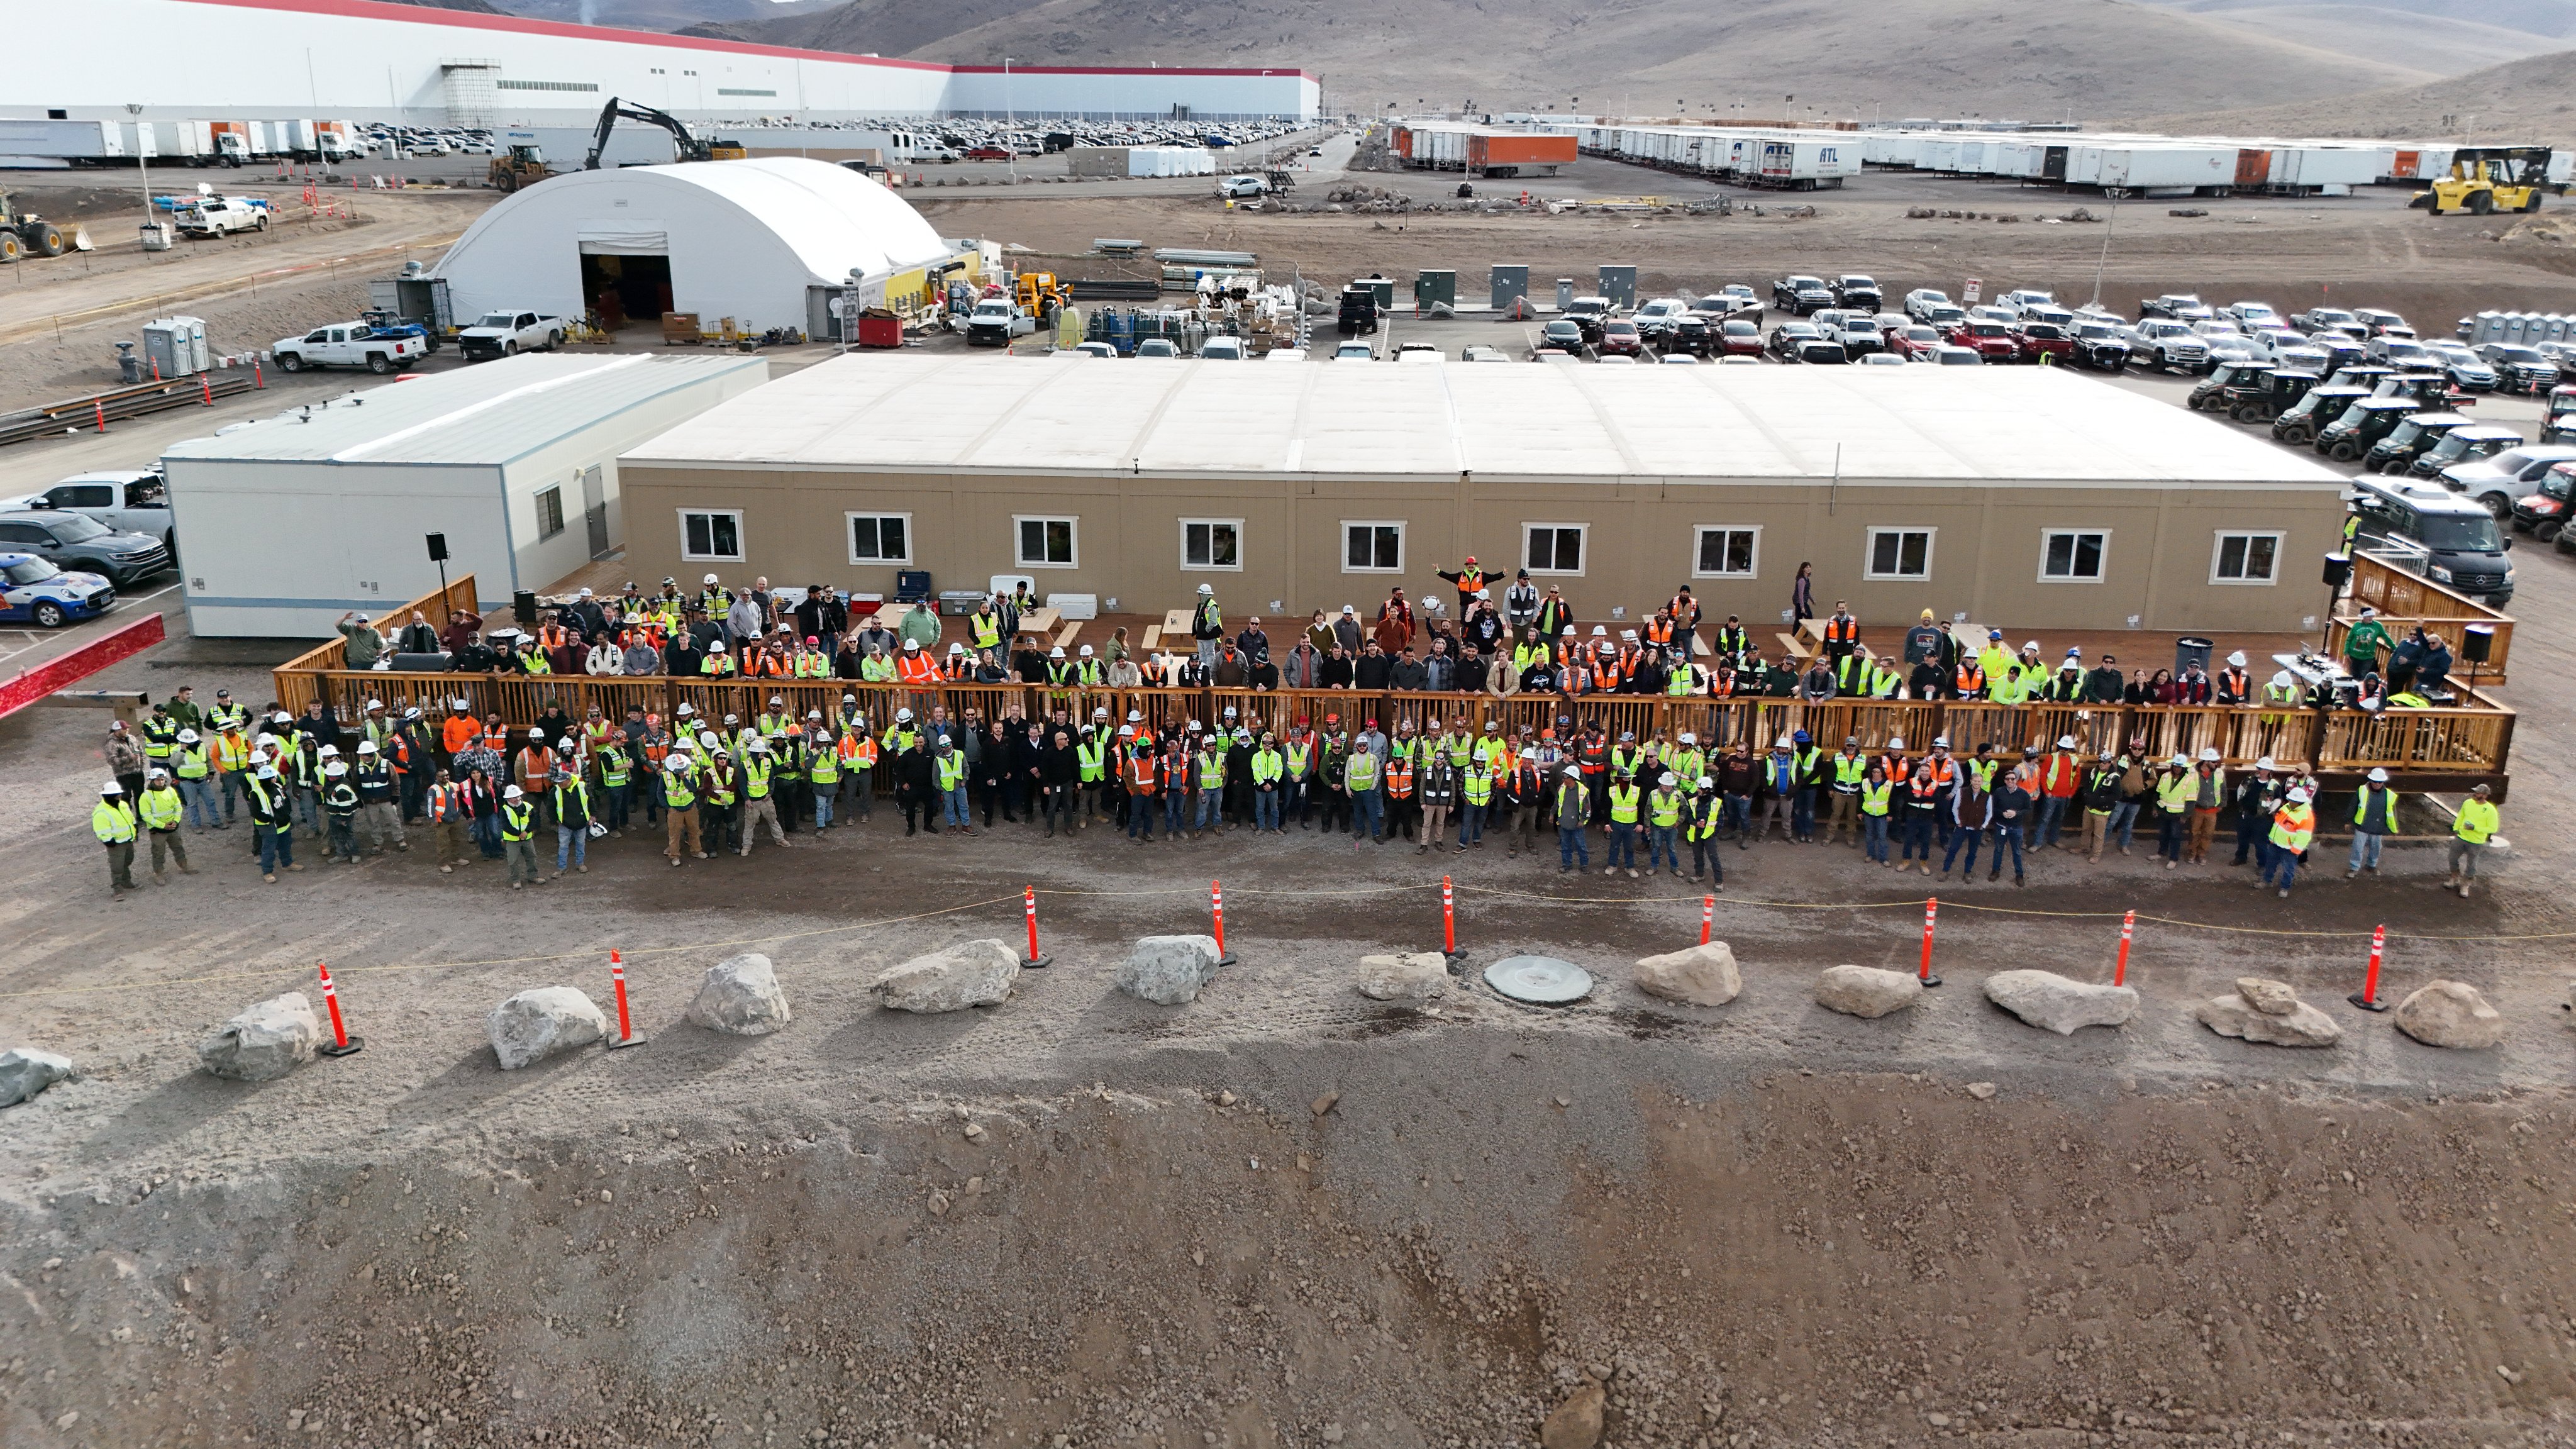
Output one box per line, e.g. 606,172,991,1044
1752,136,1858,189
1467,131,1573,175
2263,145,2383,193
2099,145,2236,193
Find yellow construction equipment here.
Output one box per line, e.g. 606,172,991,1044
487,143,553,194
2412,147,2559,216
1015,271,1068,322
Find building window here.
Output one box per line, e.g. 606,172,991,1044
680,509,743,562
2212,531,2282,584
2039,529,2107,582
846,513,911,565
1865,527,1934,580
1016,515,1077,568
1692,525,1760,578
1180,518,1241,570
716,87,777,97
1523,523,1586,575
1342,520,1404,573
496,79,601,93
535,486,565,542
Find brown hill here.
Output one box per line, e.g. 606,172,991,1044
685,0,2447,121
2135,49,2576,144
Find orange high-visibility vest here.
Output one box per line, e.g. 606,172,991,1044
1825,615,1858,645
1645,618,1674,647
1384,760,1415,800
898,653,939,685
1126,755,1160,795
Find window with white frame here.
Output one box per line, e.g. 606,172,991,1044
846,513,912,565
2211,530,2282,584
1015,515,1077,568
1343,520,1404,573
2039,528,2107,582
679,508,743,562
1864,526,1934,580
1523,523,1587,575
535,486,565,542
1692,525,1760,578
1180,518,1241,570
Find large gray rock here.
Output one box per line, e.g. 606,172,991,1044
688,952,792,1035
487,987,608,1070
0,1048,75,1107
2236,977,2301,1016
1984,969,2138,1036
2394,980,2504,1050
1813,964,1923,1019
1116,935,1223,1006
869,939,1019,1014
2197,982,2342,1048
1358,952,1448,1001
196,992,322,1082
1634,941,1743,1007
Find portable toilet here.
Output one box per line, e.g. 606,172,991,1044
1599,265,1636,309
1491,264,1528,311
142,316,209,377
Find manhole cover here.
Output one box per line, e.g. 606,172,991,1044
1484,955,1592,1005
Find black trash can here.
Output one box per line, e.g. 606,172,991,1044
2174,636,2214,677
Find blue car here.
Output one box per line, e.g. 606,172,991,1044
0,552,114,628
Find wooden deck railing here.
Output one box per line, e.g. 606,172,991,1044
2326,551,2513,684
260,668,2509,784
274,572,486,677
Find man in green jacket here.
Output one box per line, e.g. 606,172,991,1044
2342,606,2393,675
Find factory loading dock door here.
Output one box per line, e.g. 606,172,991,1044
578,228,672,331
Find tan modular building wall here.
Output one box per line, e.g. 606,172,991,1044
611,355,2347,632
613,465,2338,633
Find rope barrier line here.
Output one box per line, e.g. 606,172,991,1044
8,881,2572,1002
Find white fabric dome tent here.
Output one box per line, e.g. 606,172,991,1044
431,157,955,339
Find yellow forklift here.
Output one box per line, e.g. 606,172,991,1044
2411,146,2560,215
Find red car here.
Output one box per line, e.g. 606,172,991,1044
963,145,1014,161
1945,319,2020,362
1886,323,1946,361
1597,319,1645,357
1719,318,1764,357
2009,321,2074,364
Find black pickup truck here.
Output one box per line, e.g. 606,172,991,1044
1772,275,1833,316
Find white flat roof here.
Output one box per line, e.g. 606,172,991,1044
163,353,766,467
621,354,2349,489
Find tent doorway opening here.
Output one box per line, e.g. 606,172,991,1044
580,253,672,331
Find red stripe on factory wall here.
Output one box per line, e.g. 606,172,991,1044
169,0,1311,79
0,613,167,722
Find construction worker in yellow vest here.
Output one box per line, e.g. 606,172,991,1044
663,751,703,864
1250,733,1285,833
137,769,194,883
2153,754,2197,867
2446,783,2498,898
1684,774,1724,884
2259,785,2316,898
739,737,789,854
1076,731,1108,826
213,722,254,827
808,730,841,831
840,724,877,822
1605,774,1644,878
1824,738,1868,847
1859,765,1895,865
882,709,921,757
170,727,220,830
1645,771,1684,875
1458,758,1494,852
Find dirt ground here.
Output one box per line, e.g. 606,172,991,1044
9,153,2576,1449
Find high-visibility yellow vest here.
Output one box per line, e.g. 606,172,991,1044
1608,783,1641,824
501,802,535,841
2268,804,2316,854
174,743,212,780
92,799,137,843
1077,740,1106,781
2454,798,2499,843
138,787,184,831
936,753,965,791
1251,749,1282,784
663,763,698,809
1285,741,1311,775
1833,753,1867,787
1862,780,1893,816
2156,772,2195,814
1647,789,1681,826
1345,752,1380,792
809,749,839,785
1463,769,1492,807
1196,755,1224,791
742,756,773,799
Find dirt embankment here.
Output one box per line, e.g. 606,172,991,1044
9,1044,2570,1449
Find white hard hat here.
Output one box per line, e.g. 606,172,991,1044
1563,767,1582,779
356,741,377,754
1931,735,1950,748
504,784,523,799
904,639,920,651
708,638,728,652
1658,771,1677,787
2170,753,2190,768
1698,775,1715,789
697,731,719,748
1774,735,1792,748
2272,670,2294,687
2057,735,2075,748
1128,711,1144,723
2227,650,2248,667
319,745,340,758
1050,647,1066,659
324,762,347,777
2287,786,2312,804
177,728,200,743
452,697,471,711
100,780,124,795
1679,731,1696,745
948,642,966,655
2367,767,2389,782
895,708,914,723
1079,645,1094,657
2023,640,2040,652
2199,747,2221,763
559,735,580,749
2255,756,2278,771
1889,735,1904,749
677,702,696,716
1198,583,1214,594
748,737,769,752
704,573,719,585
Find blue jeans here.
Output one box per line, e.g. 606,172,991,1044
2348,833,2384,872
1902,813,1935,862
945,784,969,828
1284,779,1307,823
178,777,219,828
1941,827,1981,875
1646,823,1677,870
1864,814,1890,862
294,785,321,836
258,823,295,873
812,786,834,828
2036,794,2069,848
1458,801,1486,846
1130,794,1158,839
1352,789,1383,841
2158,811,2185,862
1196,791,1222,831
604,781,632,831
2262,841,2301,891
1609,822,1637,868
473,814,504,858
1721,794,1751,837
1165,791,1189,836
555,823,587,871
1255,789,1280,831
1558,826,1591,869
1792,786,1818,840
1987,826,2024,879
2107,800,2141,850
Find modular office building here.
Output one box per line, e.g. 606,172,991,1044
162,353,766,638
614,355,2346,635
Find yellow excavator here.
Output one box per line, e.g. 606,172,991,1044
2411,146,2560,215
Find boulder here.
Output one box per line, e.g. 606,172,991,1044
2197,982,2341,1048
1116,935,1223,1006
196,992,322,1082
487,987,608,1070
1540,1380,1606,1449
1984,969,2138,1036
1813,964,1923,1019
0,1048,75,1107
688,953,792,1035
1358,952,1449,1001
2236,977,2301,1016
2394,980,2504,1050
870,939,1021,1014
1633,942,1743,1007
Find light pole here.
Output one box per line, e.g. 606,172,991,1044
126,103,160,249
1002,57,1015,182
2088,169,2123,309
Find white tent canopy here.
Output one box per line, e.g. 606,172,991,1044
431,158,953,335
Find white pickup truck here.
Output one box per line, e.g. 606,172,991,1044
2,468,177,559
272,320,428,374
457,310,567,361
172,195,270,239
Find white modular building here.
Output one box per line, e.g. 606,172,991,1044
11,0,1319,127
161,353,767,638
428,157,957,340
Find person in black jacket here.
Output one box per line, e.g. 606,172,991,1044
1223,728,1256,826
1040,729,1080,836
894,737,938,835
1354,640,1394,691
1319,646,1355,689
975,718,1014,825
2082,654,2126,704
1011,723,1047,825
1988,772,2033,885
